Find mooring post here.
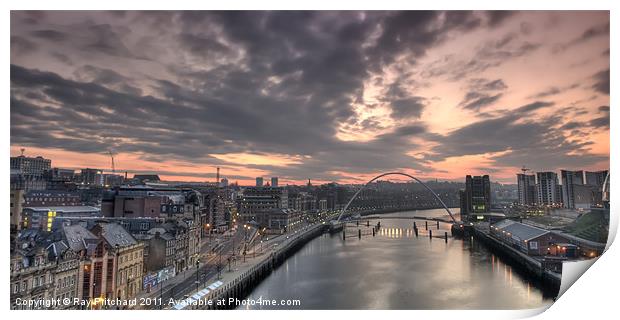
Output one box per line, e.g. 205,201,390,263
429,229,432,239
367,220,370,227
372,228,376,237
414,227,418,237
343,228,346,241
356,220,359,226
425,221,428,230
444,232,448,243
437,221,440,229
358,229,361,239
413,221,417,229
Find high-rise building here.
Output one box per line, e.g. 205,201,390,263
536,172,560,206
517,174,537,205
10,155,51,176
585,170,609,206
256,177,264,187
271,177,279,187
561,170,584,209
586,170,609,189
461,175,491,219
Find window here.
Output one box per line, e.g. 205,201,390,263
13,283,18,293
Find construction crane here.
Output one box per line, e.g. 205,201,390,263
108,150,116,173
520,165,531,174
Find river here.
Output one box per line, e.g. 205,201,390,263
241,208,557,309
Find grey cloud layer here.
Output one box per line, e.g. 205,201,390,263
10,11,609,181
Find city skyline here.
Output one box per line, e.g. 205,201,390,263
10,11,610,185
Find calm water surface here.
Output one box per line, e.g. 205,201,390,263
242,209,556,309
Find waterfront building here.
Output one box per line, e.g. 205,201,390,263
490,220,574,256
517,174,537,205
536,172,560,206
585,170,609,206
460,175,491,220
585,170,609,188
264,208,302,234
561,170,585,209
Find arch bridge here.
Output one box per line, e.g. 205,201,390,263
335,172,458,224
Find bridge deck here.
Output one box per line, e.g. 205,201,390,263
354,215,454,223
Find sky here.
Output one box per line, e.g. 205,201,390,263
10,11,609,185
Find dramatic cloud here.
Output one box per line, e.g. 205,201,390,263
10,11,609,183
458,78,507,111
592,68,610,95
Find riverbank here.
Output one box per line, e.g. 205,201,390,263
176,222,329,309
471,225,562,292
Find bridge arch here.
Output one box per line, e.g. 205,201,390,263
336,172,458,224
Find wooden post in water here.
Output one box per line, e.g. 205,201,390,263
372,227,376,237
414,227,418,237
444,232,448,243
437,221,440,229
367,220,370,227
413,221,417,230
425,221,428,230
343,227,346,241
429,229,432,239
358,229,361,239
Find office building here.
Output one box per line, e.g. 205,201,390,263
271,177,279,187
461,175,491,219
256,177,264,187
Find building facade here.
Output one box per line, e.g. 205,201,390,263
517,174,537,206
536,172,560,206
561,170,584,209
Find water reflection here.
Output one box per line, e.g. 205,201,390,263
242,209,556,310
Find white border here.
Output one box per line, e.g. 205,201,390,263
2,1,616,320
